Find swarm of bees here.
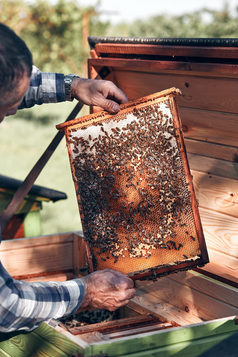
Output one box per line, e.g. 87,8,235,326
68,97,200,273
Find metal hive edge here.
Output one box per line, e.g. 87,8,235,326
88,36,238,49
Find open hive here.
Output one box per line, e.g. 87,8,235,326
57,88,208,279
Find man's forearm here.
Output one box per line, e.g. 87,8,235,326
0,262,84,332
19,66,66,109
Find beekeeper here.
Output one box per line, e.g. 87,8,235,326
0,22,135,332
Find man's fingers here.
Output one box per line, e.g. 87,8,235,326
115,278,134,290
95,97,120,113
116,288,136,302
108,85,128,104
106,297,134,311
97,81,128,112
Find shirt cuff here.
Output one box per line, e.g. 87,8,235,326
70,278,85,314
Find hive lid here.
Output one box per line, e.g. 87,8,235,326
57,88,209,280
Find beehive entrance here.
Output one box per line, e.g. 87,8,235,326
57,88,208,279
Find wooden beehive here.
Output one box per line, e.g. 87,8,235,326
87,36,238,288
0,232,237,356
0,37,237,356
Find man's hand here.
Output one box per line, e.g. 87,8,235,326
71,78,128,113
79,269,136,312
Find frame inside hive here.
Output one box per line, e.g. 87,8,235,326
57,88,209,279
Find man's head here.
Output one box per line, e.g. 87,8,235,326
0,23,32,122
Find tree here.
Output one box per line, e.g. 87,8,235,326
107,2,238,39
0,0,109,73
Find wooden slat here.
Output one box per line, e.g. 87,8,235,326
131,294,203,326
200,248,238,284
199,207,238,258
88,317,237,357
0,232,74,251
94,43,238,59
33,323,82,356
1,242,73,276
68,315,158,335
191,170,238,218
89,57,238,78
21,272,75,282
136,278,238,322
188,153,238,180
168,270,238,308
4,332,68,357
0,350,11,357
111,69,238,114
0,322,82,357
181,107,238,147
104,332,238,357
185,139,238,161
0,233,75,276
105,322,172,339
73,232,86,276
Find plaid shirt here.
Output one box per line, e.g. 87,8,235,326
1,66,85,332
19,65,68,109
0,261,85,332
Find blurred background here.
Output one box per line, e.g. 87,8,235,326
0,0,238,235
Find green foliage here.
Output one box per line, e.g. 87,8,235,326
106,2,238,38
1,0,238,75
0,0,109,73
24,0,85,73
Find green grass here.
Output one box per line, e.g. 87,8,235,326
0,101,89,235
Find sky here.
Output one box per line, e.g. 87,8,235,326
81,0,238,23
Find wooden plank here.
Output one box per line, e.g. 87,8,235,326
181,107,238,148
0,241,74,276
0,322,82,357
126,300,169,322
33,323,82,356
185,139,238,162
188,153,238,180
86,317,238,357
0,232,74,251
0,350,11,357
21,272,75,282
166,270,238,308
94,43,238,59
0,332,68,357
69,315,158,335
130,294,203,326
113,332,238,357
135,278,238,322
0,233,75,276
104,322,172,339
55,325,90,349
198,249,238,285
73,233,87,276
191,170,238,218
111,69,238,114
199,207,238,258
89,57,238,78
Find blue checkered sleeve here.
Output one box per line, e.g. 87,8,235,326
0,261,85,332
19,66,67,109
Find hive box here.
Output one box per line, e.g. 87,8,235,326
0,232,236,356
0,37,237,356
